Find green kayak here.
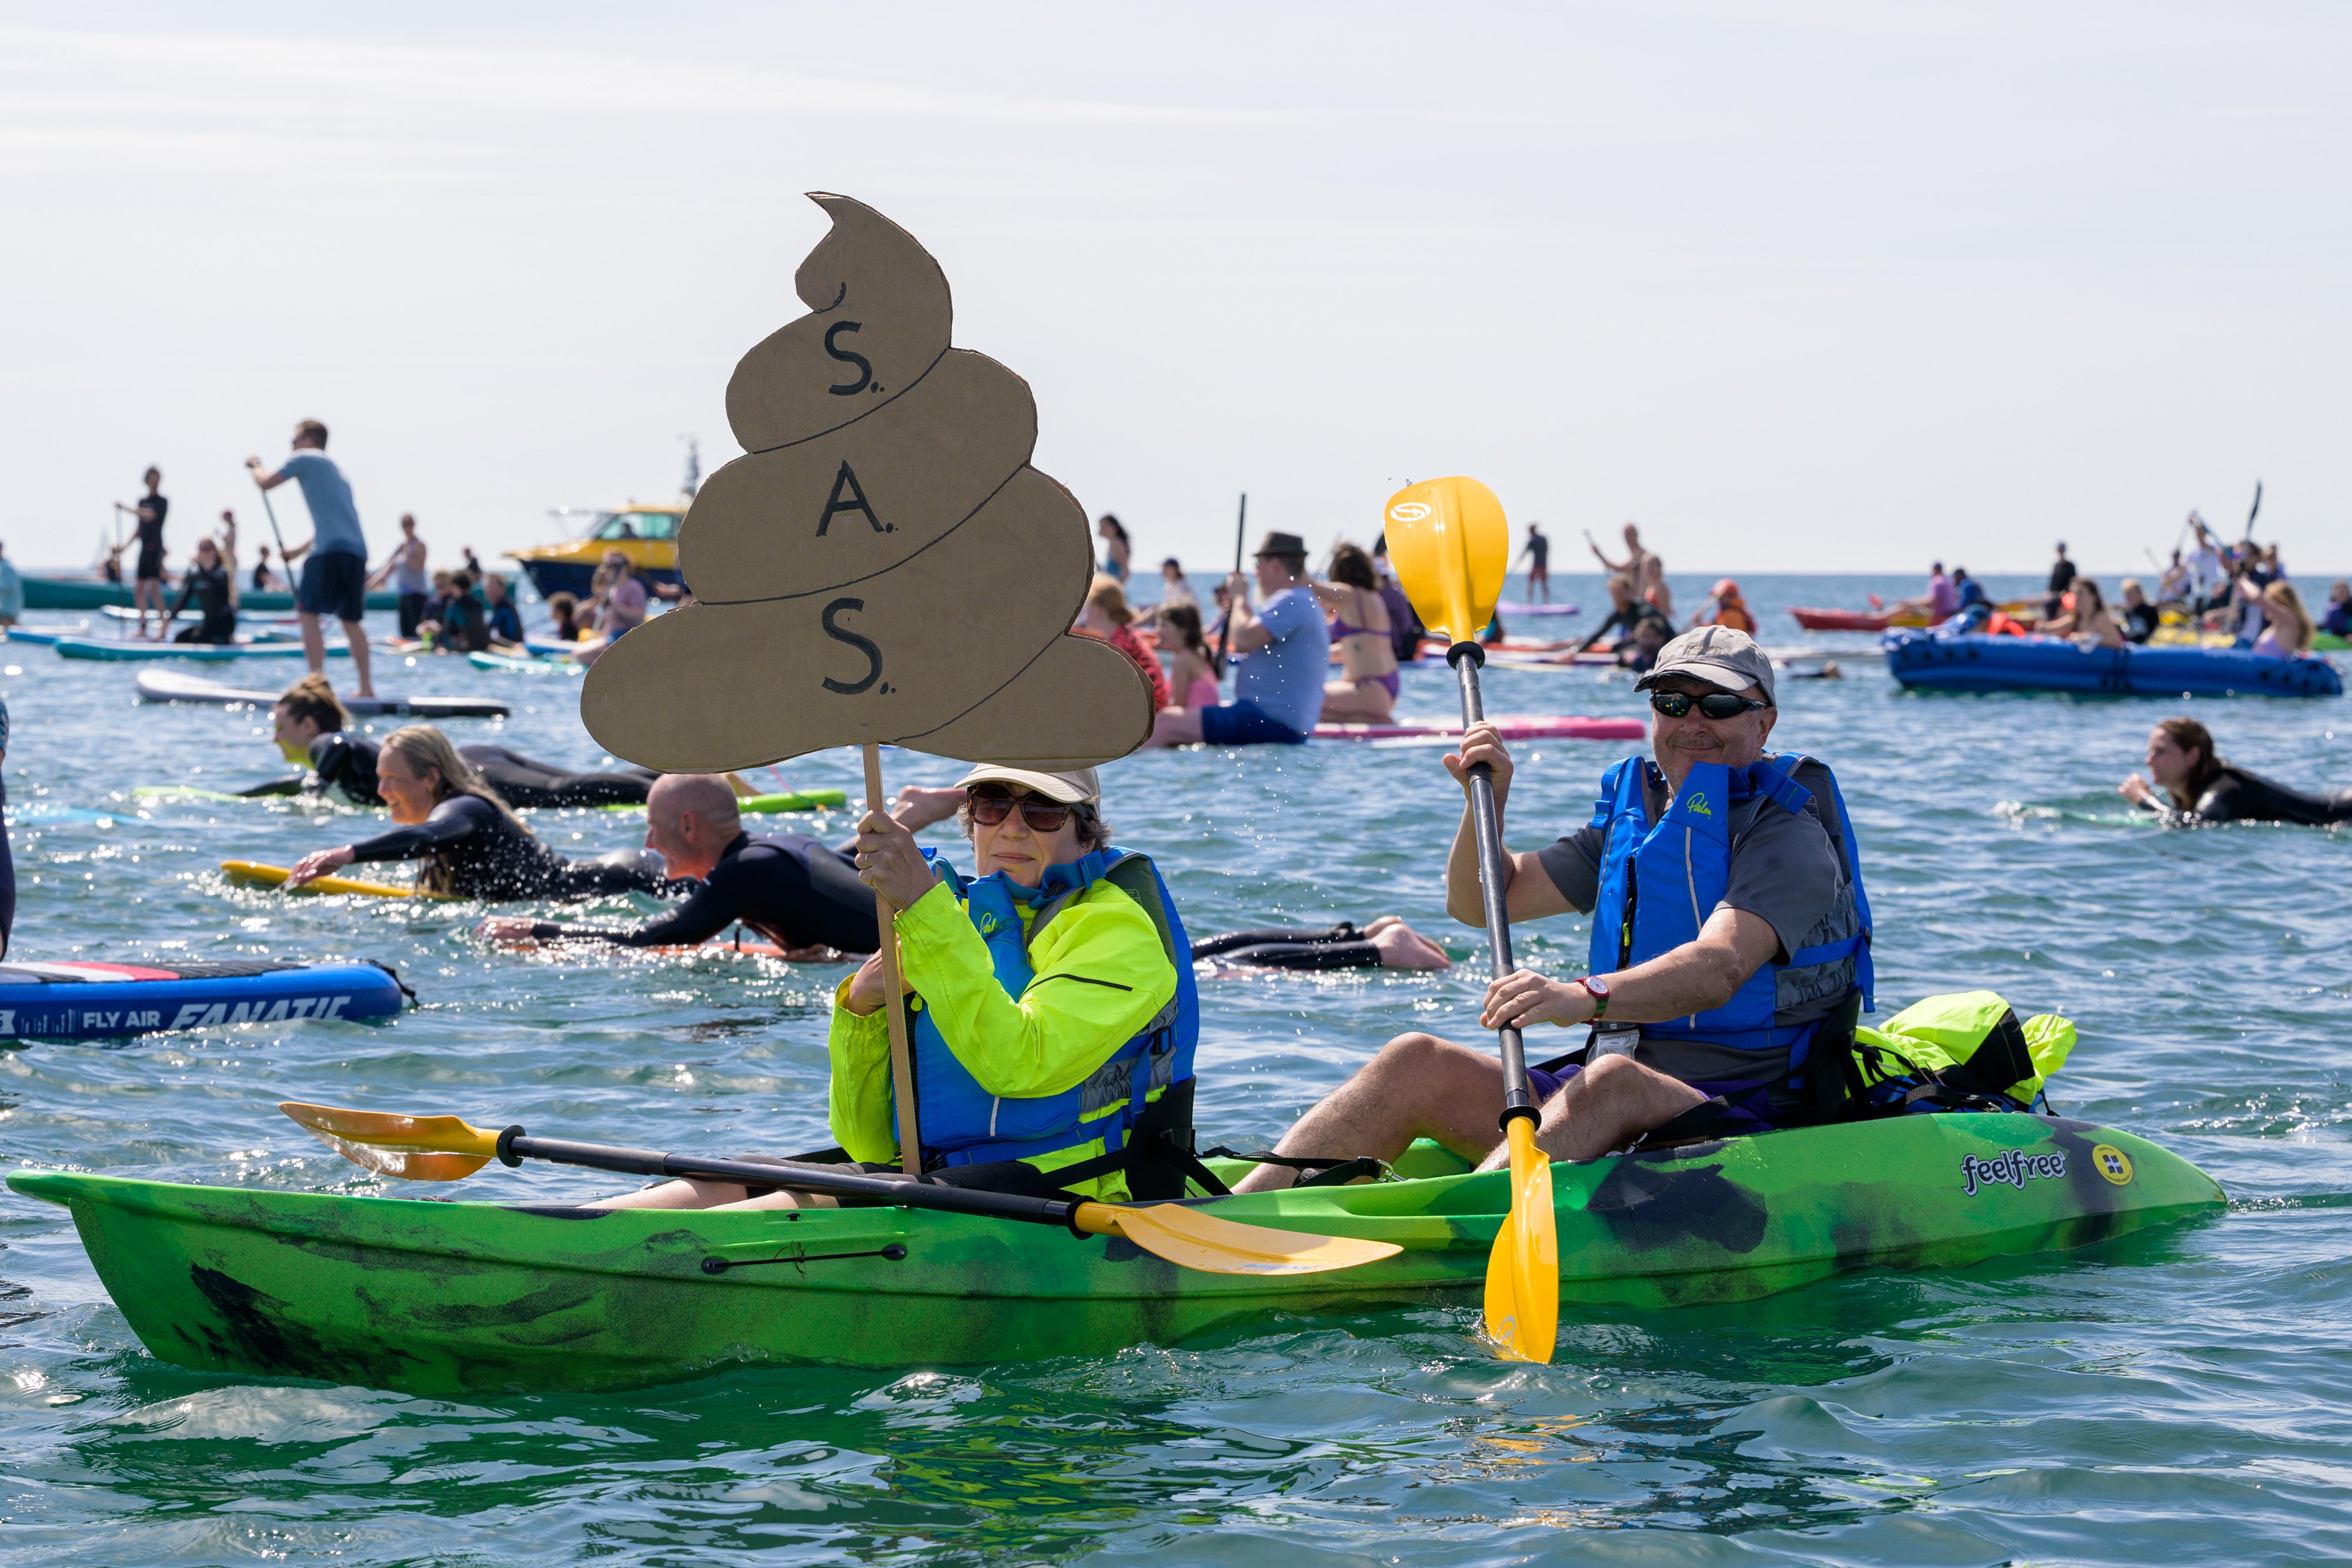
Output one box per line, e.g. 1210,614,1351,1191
8,1112,2220,1395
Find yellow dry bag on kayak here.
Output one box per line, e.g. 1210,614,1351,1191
1847,989,2074,1110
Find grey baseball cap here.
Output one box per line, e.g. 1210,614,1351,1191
1634,626,1776,706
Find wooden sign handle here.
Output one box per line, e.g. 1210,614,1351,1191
863,743,924,1178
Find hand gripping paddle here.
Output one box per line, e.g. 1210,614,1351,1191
1382,476,1558,1363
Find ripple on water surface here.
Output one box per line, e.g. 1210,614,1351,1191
1,576,2348,1564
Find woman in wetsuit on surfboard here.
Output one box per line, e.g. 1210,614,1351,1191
243,675,657,810
283,727,673,900
2120,717,2352,827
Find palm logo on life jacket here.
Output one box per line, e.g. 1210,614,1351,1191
900,845,1198,1175
1586,754,1873,1093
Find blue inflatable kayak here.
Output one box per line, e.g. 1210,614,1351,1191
1885,631,2343,697
0,960,407,1039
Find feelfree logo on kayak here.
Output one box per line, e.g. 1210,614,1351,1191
1961,1147,2066,1196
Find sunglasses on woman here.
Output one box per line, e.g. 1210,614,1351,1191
1649,689,1771,720
966,786,1074,832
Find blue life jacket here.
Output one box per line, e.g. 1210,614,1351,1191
1586,754,1873,1089
902,845,1197,1170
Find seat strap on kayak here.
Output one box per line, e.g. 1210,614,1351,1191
1626,1095,1735,1150
1198,1148,1389,1188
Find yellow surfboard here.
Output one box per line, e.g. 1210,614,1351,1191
220,860,450,900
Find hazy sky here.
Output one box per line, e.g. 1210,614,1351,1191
4,3,2344,578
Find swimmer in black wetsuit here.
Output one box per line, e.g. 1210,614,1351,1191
1192,917,1451,971
480,774,883,957
283,726,672,900
482,773,1459,970
2120,716,2352,827
239,674,656,808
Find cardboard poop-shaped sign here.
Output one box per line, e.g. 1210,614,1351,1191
582,193,1157,773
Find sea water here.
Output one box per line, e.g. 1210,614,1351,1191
1,572,2347,1566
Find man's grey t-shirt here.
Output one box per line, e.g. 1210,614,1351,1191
1536,754,1862,1031
276,450,366,559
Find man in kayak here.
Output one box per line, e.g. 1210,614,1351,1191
1148,531,1331,746
589,764,1200,1211
1235,627,1871,1189
2120,717,2352,826
248,420,376,699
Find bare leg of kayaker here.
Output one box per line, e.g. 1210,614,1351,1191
1230,1033,1704,1192
1468,1054,1703,1173
584,1171,843,1211
1230,1033,1514,1192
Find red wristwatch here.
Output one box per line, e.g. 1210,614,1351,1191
1579,974,1611,1018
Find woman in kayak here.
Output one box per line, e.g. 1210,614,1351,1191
590,763,1192,1211
240,674,657,808
284,726,673,898
2119,717,2352,827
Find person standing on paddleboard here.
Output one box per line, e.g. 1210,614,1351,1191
1518,522,1551,603
122,466,168,638
248,420,376,698
1234,626,1873,1191
1148,531,1329,747
369,513,430,640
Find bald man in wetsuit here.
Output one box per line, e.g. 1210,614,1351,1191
479,774,893,958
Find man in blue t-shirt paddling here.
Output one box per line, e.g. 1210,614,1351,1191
1148,530,1331,747
248,419,375,697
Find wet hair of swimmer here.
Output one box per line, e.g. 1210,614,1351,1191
275,673,349,735
380,726,526,827
2154,716,2223,805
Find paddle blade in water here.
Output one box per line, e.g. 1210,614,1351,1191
280,1101,502,1182
1482,1117,1559,1361
1073,1201,1401,1276
1382,477,1509,643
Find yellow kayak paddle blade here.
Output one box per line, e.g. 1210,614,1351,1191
1382,477,1511,645
280,1101,502,1182
1072,1201,1401,1277
1482,1116,1559,1362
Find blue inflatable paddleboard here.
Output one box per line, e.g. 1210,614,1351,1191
0,960,407,1039
1884,630,2343,697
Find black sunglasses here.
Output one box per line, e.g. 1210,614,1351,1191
1649,689,1770,720
967,786,1074,832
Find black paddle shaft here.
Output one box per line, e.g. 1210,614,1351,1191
252,477,292,560
1446,643,1536,1127
499,1131,1088,1232
1215,492,1247,677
